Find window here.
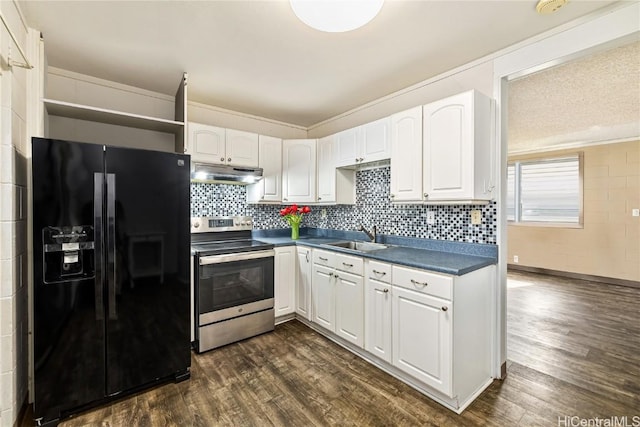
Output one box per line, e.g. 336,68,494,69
507,154,582,225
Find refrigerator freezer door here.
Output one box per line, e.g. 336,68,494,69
104,146,191,396
32,138,106,422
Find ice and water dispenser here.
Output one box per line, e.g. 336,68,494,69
42,226,95,283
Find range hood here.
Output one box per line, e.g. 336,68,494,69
190,163,263,185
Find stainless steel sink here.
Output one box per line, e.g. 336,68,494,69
324,241,389,252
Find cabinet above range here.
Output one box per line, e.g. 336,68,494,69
186,123,259,168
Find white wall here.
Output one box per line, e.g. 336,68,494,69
0,1,31,425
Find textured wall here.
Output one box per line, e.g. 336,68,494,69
191,167,497,244
508,141,640,282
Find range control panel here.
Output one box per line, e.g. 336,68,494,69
190,216,253,233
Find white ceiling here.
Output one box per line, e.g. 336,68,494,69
508,40,640,153
19,0,620,128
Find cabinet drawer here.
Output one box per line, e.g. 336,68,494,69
313,249,336,268
366,260,391,283
392,265,452,300
335,253,363,275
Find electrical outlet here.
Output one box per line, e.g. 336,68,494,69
321,208,327,218
513,255,519,263
633,208,640,217
471,210,482,225
426,211,435,225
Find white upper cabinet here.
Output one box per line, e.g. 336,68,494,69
187,123,259,168
334,128,359,168
390,106,423,202
282,139,317,204
247,135,282,203
334,117,391,168
187,122,226,164
225,129,259,167
317,136,336,203
422,90,492,201
359,117,391,164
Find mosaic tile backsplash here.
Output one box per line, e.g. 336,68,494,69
191,166,497,244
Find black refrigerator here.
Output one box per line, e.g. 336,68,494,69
32,137,191,425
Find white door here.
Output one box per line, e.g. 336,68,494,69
312,265,335,331
248,135,282,203
392,286,452,396
282,139,317,204
274,246,296,317
390,106,423,202
364,280,392,363
423,91,473,200
187,122,226,164
334,128,359,168
296,247,312,320
226,129,259,167
335,271,364,348
360,117,391,163
317,136,336,203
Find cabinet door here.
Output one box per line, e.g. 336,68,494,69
247,135,282,203
392,286,452,396
334,128,359,168
296,247,312,320
317,136,336,203
274,246,296,317
312,264,335,331
364,279,392,363
360,117,391,163
335,271,364,348
390,106,423,202
282,139,317,204
226,129,259,167
187,122,226,164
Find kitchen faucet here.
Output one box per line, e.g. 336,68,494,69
359,225,377,242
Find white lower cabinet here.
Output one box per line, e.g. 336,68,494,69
296,247,312,320
311,249,364,348
303,246,493,412
364,260,392,363
334,271,364,347
392,286,452,396
274,246,296,318
311,264,334,330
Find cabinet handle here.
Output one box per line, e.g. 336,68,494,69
441,306,448,312
283,198,288,201
305,252,309,262
374,288,389,293
410,279,428,286
342,262,354,267
372,270,386,276
329,272,334,277
355,158,359,163
335,274,339,279
390,194,395,198
318,197,322,200
423,193,429,198
228,157,232,162
319,256,328,261
220,157,224,162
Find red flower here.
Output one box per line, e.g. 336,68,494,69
280,205,312,226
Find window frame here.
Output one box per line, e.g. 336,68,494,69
507,152,584,228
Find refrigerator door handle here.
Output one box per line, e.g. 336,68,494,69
94,173,104,321
107,173,118,320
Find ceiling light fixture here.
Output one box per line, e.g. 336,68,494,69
290,0,384,33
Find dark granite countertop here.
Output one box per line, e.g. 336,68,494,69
254,228,497,276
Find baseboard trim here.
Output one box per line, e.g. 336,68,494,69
507,265,640,289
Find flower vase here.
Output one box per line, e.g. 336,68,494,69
290,223,300,240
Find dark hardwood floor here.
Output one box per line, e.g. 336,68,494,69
23,270,640,426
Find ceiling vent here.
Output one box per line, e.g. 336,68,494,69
536,0,568,14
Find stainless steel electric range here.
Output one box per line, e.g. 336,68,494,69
191,216,275,353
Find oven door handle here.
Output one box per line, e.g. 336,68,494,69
199,249,275,265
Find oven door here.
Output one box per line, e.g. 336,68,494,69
197,249,274,326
